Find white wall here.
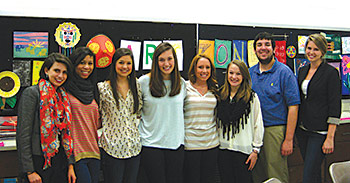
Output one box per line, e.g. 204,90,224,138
1,0,350,31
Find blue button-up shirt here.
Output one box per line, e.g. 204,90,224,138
249,59,300,127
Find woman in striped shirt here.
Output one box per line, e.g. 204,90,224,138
183,54,219,183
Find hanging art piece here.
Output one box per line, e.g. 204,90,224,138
341,55,350,95
13,60,31,87
298,35,308,54
13,32,48,58
232,40,247,66
293,58,310,76
55,22,81,56
87,34,115,68
342,37,350,54
198,40,215,63
32,60,44,85
214,39,231,69
164,40,184,71
286,45,297,58
0,71,21,99
142,41,162,70
120,40,142,71
247,40,259,68
275,40,287,64
323,33,341,60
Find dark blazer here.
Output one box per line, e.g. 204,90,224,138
297,62,341,131
16,85,74,174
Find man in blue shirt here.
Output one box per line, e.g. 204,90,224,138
249,32,300,183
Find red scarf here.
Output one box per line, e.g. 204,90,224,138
38,79,73,169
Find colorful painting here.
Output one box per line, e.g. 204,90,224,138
214,39,231,69
293,58,310,76
32,60,44,85
298,35,308,54
232,40,247,66
341,55,350,95
13,60,31,87
323,33,341,60
198,40,215,62
120,40,142,71
13,32,48,58
286,45,297,58
164,40,184,71
342,37,350,54
142,41,162,70
55,22,81,48
275,40,286,64
87,34,115,68
247,40,259,68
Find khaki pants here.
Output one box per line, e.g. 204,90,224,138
252,125,289,183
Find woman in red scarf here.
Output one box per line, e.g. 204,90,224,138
17,53,76,183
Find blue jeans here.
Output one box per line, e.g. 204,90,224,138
74,158,101,183
296,127,326,183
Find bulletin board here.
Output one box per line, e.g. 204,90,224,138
0,16,197,115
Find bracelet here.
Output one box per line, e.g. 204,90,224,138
252,147,260,154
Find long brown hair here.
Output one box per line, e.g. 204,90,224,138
108,48,140,114
220,60,251,102
150,42,182,97
188,54,218,98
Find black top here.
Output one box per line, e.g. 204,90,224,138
297,62,341,131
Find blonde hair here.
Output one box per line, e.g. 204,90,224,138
305,34,328,57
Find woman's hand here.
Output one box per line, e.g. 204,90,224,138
68,164,76,183
27,172,42,183
245,152,258,171
322,137,334,154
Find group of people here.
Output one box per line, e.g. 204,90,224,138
16,31,341,183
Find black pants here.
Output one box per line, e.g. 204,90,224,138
183,147,219,183
218,149,253,183
24,148,68,183
140,146,184,183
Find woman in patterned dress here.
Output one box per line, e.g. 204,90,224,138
97,48,142,183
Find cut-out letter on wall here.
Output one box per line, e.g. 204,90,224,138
214,39,231,69
198,40,215,63
120,40,142,71
247,40,259,68
232,40,247,66
143,41,161,70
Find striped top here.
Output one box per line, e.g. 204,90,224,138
68,93,101,162
184,81,219,150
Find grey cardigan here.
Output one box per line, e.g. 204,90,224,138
16,85,74,174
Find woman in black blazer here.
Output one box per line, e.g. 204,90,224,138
296,34,341,183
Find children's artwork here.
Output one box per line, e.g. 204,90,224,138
232,40,247,66
87,34,116,68
323,33,341,60
286,45,297,58
55,22,81,56
214,39,231,69
298,35,308,54
247,40,259,68
293,58,310,76
13,60,31,87
342,37,350,54
163,40,184,71
341,55,350,95
120,40,142,71
32,60,44,85
142,41,162,70
198,40,215,62
275,40,286,64
0,71,21,98
328,62,341,75
13,32,48,58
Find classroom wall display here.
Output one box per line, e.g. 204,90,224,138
55,22,81,56
286,45,297,58
0,71,21,98
13,31,48,58
214,39,231,69
341,55,350,95
232,40,247,66
323,33,341,60
247,40,259,68
342,37,350,54
87,34,116,68
164,40,184,71
198,40,215,62
142,41,162,70
275,40,286,64
298,35,308,54
120,40,142,71
12,60,31,87
32,60,44,85
293,58,310,76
